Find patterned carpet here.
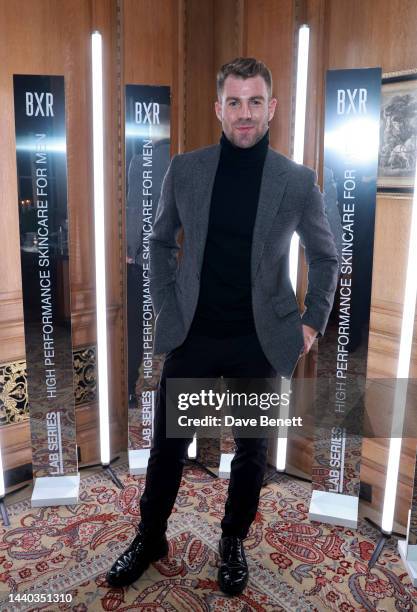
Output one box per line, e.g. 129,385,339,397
0,460,416,611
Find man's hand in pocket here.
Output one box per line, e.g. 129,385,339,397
301,324,318,355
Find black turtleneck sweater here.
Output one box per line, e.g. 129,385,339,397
190,130,269,337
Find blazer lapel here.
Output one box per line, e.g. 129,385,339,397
194,145,221,271
251,149,289,281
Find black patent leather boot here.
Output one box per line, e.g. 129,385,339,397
218,536,249,596
106,526,168,588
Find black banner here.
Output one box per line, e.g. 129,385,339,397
312,68,381,497
125,85,170,453
14,75,77,478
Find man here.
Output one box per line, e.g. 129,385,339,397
107,57,338,595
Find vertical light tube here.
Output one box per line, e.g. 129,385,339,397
188,435,197,459
293,25,310,165
381,168,417,533
92,31,110,466
276,24,310,472
290,24,310,290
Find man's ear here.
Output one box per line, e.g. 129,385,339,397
214,99,222,122
268,97,277,122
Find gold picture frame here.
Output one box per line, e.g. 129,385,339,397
378,68,417,193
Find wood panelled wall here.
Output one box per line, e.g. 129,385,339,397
1,0,416,530
284,0,417,529
0,0,122,468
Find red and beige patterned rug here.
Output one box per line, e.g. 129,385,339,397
0,460,416,611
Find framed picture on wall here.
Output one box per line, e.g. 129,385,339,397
377,69,417,193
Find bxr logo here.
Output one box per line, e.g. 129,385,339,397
135,102,160,124
25,92,54,117
337,88,367,114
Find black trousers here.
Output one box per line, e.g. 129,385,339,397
139,330,276,539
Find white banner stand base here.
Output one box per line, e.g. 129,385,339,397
31,474,80,507
219,453,234,479
129,449,150,475
398,540,417,586
309,490,358,528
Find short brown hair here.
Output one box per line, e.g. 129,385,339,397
216,57,273,98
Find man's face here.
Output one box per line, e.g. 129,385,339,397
215,75,277,148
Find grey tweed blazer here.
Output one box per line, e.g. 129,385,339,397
149,144,339,378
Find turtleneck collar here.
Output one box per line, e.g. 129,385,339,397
220,129,269,166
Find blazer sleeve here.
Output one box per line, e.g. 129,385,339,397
149,155,182,314
296,170,339,336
